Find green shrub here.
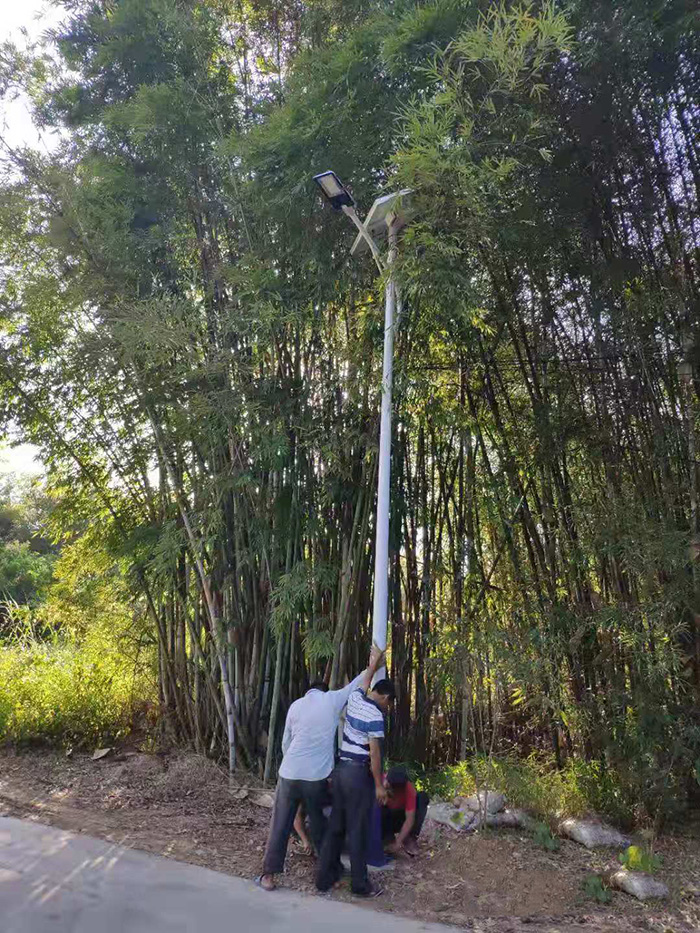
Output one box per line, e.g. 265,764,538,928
532,820,560,851
0,540,54,606
0,686,11,738
618,845,662,873
0,620,155,748
417,752,646,827
582,874,612,904
413,758,477,801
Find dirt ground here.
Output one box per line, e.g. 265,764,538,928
1,747,699,933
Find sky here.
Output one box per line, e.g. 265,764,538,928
2,1,65,150
0,442,42,477
1,1,65,478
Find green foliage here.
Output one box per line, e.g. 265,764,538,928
418,753,651,827
268,559,337,662
533,820,560,851
581,874,612,905
0,528,155,747
0,474,56,609
0,618,155,747
618,845,662,874
0,541,54,608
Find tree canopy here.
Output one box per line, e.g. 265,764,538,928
0,0,698,815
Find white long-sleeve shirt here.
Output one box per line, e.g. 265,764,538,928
278,671,367,781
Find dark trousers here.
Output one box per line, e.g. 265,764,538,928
262,776,328,874
316,761,374,895
381,791,429,841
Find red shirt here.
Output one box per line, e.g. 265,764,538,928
384,775,417,812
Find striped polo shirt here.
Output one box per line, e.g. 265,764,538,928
339,688,385,762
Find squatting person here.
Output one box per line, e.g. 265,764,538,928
381,766,429,857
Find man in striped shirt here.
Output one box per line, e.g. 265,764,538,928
316,676,396,897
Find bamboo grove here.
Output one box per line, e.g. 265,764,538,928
0,0,699,815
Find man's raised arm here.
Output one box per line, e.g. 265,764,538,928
331,644,385,709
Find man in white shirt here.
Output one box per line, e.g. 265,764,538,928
257,644,384,891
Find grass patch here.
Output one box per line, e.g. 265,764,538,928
0,621,155,748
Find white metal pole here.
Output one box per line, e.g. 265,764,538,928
371,216,399,680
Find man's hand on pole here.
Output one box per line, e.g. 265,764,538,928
358,642,386,691
369,643,385,674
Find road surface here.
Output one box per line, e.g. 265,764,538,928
0,816,451,933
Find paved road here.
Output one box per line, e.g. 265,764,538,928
0,816,451,933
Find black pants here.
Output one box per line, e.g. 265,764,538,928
262,777,328,874
381,791,429,841
316,761,374,895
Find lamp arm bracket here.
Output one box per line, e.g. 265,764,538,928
342,205,385,274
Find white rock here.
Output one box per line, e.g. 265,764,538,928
611,870,669,901
512,808,539,831
426,802,478,832
91,747,113,761
560,817,631,849
253,792,275,808
486,808,529,829
461,790,506,815
420,818,441,845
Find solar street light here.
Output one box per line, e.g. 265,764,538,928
314,172,414,675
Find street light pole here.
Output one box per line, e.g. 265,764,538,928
370,215,400,674
313,173,412,872
312,173,412,681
